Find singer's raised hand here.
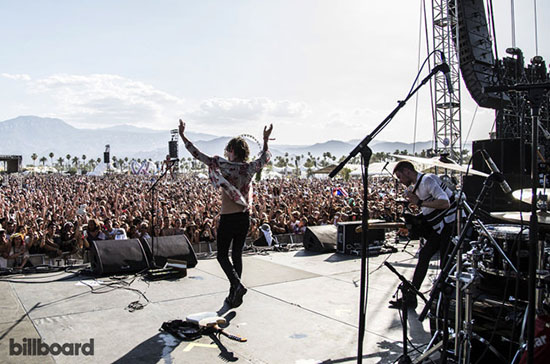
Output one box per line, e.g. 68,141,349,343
262,124,273,151
263,124,273,141
179,119,186,137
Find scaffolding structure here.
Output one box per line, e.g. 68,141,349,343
495,52,550,159
432,0,463,162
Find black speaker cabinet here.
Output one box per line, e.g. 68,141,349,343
141,235,197,268
303,225,337,253
462,174,531,213
90,239,150,276
337,221,385,254
169,140,179,160
472,138,530,175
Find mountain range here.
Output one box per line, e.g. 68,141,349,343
0,116,436,165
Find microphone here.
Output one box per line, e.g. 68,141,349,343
481,149,512,194
438,53,454,95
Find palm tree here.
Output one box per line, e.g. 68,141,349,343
39,156,47,166
307,152,318,168
274,156,285,168
66,154,71,169
304,157,315,169
57,157,64,169
72,156,79,168
96,157,101,164
80,155,87,172
31,153,38,166
49,152,54,166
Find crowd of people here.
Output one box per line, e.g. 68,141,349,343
0,173,403,268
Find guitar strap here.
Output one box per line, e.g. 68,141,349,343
413,173,456,234
412,173,425,194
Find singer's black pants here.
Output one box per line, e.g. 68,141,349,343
411,223,452,291
216,212,250,288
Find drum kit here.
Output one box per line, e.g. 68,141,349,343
392,155,550,364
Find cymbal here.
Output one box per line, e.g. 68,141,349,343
490,211,550,226
391,154,489,178
511,188,550,205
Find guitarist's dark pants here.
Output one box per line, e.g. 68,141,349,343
411,223,452,292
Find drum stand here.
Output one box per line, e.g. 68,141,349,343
413,238,511,364
412,291,455,364
455,245,507,364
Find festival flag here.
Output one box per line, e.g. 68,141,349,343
332,187,348,197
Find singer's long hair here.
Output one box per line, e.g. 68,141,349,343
225,137,250,162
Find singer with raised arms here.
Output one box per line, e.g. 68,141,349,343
390,160,456,309
178,119,273,308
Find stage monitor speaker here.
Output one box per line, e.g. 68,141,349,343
303,225,337,253
141,235,197,269
90,239,150,276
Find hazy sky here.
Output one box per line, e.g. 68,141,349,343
0,1,547,145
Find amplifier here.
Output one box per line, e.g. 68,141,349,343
337,221,384,255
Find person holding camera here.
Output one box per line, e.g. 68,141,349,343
179,119,273,308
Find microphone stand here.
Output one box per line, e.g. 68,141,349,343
329,62,445,364
384,163,412,253
484,82,550,364
147,159,177,269
384,261,428,364
383,162,399,220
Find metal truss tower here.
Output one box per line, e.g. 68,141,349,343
432,0,463,162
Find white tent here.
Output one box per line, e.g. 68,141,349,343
27,165,58,174
88,162,109,176
366,161,398,176
342,162,396,177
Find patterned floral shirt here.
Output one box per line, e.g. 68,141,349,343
184,140,271,212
